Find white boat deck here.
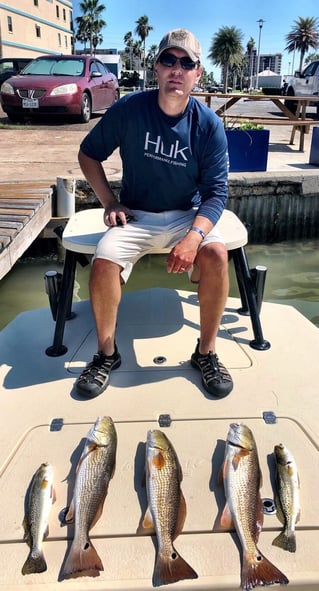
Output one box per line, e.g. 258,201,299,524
0,287,318,591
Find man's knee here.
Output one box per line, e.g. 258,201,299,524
197,242,228,270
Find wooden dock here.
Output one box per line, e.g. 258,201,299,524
0,181,53,280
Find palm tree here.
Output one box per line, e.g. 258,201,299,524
75,16,90,52
305,52,319,65
208,26,244,93
124,31,134,70
285,17,319,72
135,15,153,89
76,0,106,55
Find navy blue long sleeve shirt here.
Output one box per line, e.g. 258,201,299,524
80,89,228,225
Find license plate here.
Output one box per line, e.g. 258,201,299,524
22,98,39,109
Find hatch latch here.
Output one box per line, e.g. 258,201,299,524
158,414,172,427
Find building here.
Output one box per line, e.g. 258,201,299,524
250,50,282,75
0,0,73,59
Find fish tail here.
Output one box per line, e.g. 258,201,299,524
21,549,47,575
272,529,296,552
61,538,104,578
153,547,198,587
241,549,289,591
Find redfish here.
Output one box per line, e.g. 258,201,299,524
61,416,117,578
141,429,198,587
220,423,289,591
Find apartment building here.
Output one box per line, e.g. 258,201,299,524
0,0,73,58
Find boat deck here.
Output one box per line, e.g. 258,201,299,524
0,287,318,591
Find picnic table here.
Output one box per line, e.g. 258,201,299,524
192,92,319,151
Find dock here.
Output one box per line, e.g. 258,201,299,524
0,181,53,280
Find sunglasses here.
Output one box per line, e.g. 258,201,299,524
158,52,199,70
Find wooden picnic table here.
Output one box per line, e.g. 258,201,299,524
192,92,319,151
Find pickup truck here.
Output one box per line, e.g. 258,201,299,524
283,60,319,116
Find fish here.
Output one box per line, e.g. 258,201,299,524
272,443,300,552
61,416,117,578
140,429,198,587
22,462,54,575
219,423,289,591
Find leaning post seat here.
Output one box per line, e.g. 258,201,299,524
45,208,270,356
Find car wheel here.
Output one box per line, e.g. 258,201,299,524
284,91,297,116
79,92,91,123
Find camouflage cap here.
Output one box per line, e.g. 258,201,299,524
156,29,201,63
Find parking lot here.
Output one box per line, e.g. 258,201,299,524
0,95,317,182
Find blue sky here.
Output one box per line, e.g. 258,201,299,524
73,0,318,80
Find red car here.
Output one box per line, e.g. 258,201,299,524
0,54,119,123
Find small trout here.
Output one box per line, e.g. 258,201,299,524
273,443,300,552
61,416,117,578
220,423,289,591
22,462,54,575
141,429,198,587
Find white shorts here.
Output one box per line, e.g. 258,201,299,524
94,209,225,283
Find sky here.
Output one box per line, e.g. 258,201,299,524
73,0,318,80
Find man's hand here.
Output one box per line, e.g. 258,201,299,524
104,207,135,226
166,232,202,274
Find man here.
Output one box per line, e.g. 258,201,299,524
76,28,233,399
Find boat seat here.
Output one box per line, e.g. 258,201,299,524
45,208,270,356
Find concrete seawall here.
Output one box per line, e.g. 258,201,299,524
74,172,319,243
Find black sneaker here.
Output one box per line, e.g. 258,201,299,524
191,340,233,398
75,346,121,398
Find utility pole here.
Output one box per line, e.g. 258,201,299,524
256,19,265,90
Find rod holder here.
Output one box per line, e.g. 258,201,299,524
44,270,62,321
251,265,267,314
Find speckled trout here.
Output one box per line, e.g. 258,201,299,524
61,416,117,578
220,423,289,591
141,429,198,587
273,443,300,552
22,462,54,575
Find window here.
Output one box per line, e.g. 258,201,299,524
58,33,61,46
56,5,59,18
35,24,41,38
64,35,68,48
34,0,38,6
7,16,13,33
63,8,66,20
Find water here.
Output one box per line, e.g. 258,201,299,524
1,241,319,332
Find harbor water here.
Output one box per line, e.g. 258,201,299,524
0,240,318,332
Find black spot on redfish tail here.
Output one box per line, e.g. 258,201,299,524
152,547,198,587
61,539,104,579
241,550,289,591
21,550,47,575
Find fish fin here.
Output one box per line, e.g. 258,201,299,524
61,538,103,577
64,499,75,524
254,494,264,542
153,546,198,587
274,494,285,525
139,506,155,534
232,448,250,470
241,548,289,590
89,493,107,530
219,503,234,530
272,530,296,553
22,549,47,575
22,516,32,547
173,490,187,540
